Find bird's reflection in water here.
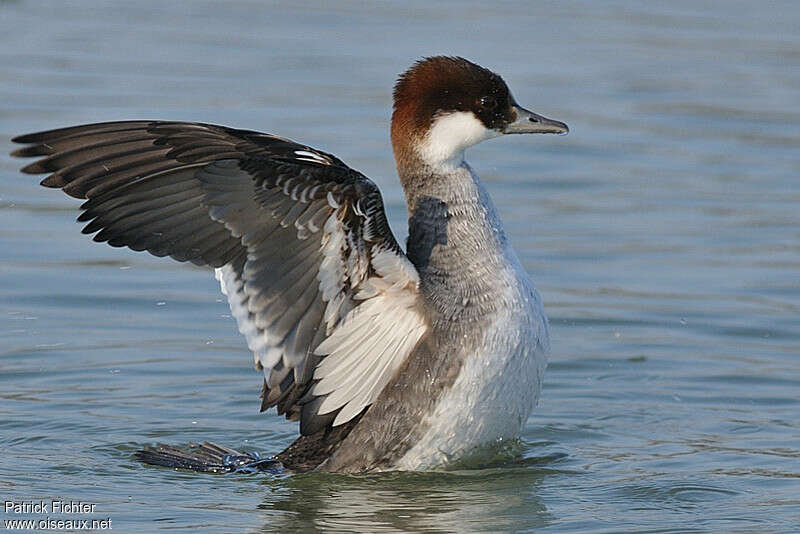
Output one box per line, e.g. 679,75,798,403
254,449,564,533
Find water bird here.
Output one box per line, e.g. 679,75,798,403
11,56,568,473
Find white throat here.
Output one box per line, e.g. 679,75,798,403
416,111,500,171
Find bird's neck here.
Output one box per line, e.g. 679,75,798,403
400,160,512,323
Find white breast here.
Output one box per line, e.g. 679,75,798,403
394,256,550,470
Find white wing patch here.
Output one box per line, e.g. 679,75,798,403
312,274,425,426
311,210,425,426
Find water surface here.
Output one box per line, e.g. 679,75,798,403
1,1,799,532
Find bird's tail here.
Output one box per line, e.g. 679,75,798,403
135,441,283,474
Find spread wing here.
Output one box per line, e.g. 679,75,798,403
12,121,427,435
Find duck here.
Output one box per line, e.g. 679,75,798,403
11,56,568,473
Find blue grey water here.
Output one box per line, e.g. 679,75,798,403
1,1,798,532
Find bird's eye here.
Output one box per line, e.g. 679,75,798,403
479,96,498,110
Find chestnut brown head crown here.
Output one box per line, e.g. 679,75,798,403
391,56,569,172
393,56,515,133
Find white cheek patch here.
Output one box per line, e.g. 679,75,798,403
417,111,500,170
